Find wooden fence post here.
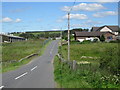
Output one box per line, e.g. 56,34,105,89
73,60,77,70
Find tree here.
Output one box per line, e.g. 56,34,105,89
19,33,35,39
44,32,49,38
100,34,105,42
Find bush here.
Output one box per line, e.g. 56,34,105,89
100,34,105,42
109,40,120,43
52,37,56,40
70,41,80,44
81,40,92,44
99,46,120,75
55,43,120,88
93,38,98,42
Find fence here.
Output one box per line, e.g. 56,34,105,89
56,53,120,88
57,53,92,71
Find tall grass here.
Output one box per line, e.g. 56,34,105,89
2,39,46,72
54,42,120,88
60,43,118,61
2,39,44,62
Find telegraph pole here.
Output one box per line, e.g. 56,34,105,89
68,13,70,61
61,28,62,47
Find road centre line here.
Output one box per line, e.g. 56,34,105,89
15,72,28,80
50,42,57,54
31,66,38,71
0,86,4,89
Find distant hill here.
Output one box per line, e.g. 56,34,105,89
10,28,89,39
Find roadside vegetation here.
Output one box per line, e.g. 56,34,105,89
2,39,50,72
54,41,120,88
11,31,61,39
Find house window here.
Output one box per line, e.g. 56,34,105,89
107,36,112,40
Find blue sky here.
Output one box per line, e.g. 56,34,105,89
1,2,118,33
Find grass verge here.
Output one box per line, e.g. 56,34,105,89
54,42,120,88
1,39,51,73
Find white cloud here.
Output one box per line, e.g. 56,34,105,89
56,19,63,23
63,14,88,20
83,20,102,24
15,18,22,22
2,17,13,22
61,3,105,12
1,17,22,23
72,24,91,28
51,28,61,31
93,11,118,17
9,7,31,13
71,20,102,28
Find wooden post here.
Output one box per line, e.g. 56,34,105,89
73,60,77,70
68,13,70,61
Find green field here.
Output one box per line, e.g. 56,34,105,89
2,39,50,72
60,42,118,61
54,42,120,88
2,39,45,62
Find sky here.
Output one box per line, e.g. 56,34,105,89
1,1,119,33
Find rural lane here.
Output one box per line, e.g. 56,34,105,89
1,40,59,88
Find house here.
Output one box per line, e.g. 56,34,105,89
74,25,119,42
91,25,119,35
55,37,61,40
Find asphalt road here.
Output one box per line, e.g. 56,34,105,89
1,40,59,88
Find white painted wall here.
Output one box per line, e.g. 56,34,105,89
86,37,94,41
78,37,100,42
113,32,118,35
100,27,112,32
78,39,85,42
56,37,61,40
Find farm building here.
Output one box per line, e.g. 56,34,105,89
74,25,119,42
0,34,26,43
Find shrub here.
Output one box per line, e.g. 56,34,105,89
100,34,105,42
109,40,120,43
99,46,120,75
93,38,98,42
70,41,80,44
52,37,56,40
81,40,92,44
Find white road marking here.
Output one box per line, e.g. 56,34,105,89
31,66,38,71
50,42,57,55
15,72,28,80
0,86,4,89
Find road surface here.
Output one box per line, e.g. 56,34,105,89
1,40,59,88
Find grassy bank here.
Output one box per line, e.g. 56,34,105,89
54,42,120,88
60,42,118,61
2,39,44,62
2,39,51,72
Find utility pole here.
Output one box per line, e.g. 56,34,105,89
60,28,62,56
68,12,70,61
61,28,62,47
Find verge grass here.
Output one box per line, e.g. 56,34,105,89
2,39,44,62
60,43,118,61
54,42,120,88
1,39,51,73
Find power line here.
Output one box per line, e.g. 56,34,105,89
69,0,77,13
